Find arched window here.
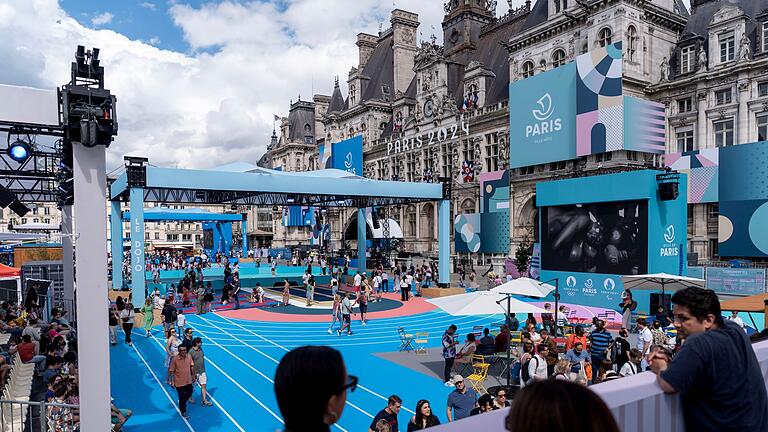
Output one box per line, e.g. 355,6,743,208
598,27,613,47
552,49,566,68
522,61,535,78
626,25,637,61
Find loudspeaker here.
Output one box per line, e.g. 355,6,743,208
658,182,679,201
0,187,15,208
438,177,451,200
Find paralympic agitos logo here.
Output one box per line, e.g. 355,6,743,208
526,93,562,137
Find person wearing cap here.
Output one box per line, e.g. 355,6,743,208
446,374,477,422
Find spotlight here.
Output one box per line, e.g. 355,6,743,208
9,200,30,217
7,140,31,162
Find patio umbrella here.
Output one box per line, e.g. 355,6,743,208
620,272,706,297
490,277,556,298
426,291,548,316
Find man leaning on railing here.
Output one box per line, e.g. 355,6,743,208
648,287,768,430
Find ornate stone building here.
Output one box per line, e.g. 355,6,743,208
258,0,768,266
649,0,768,261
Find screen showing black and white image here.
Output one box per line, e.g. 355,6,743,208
541,200,648,275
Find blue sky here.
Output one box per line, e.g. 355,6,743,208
60,0,195,52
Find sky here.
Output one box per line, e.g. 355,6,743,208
0,0,690,172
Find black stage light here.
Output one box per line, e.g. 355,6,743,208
0,187,15,208
7,139,31,162
9,200,30,217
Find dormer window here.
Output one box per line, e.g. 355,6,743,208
762,22,768,52
680,45,695,74
720,32,735,63
598,27,612,48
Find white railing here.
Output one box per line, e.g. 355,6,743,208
430,339,768,431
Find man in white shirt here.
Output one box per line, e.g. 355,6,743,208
727,310,747,332
373,273,382,302
353,271,362,293
620,348,642,377
527,344,550,384
636,318,653,370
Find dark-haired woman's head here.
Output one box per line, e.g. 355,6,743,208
506,380,619,432
274,346,349,431
670,287,724,338
415,399,437,425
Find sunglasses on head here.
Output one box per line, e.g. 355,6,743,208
342,375,358,393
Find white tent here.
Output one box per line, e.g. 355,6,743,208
427,291,548,316
491,277,556,298
621,273,706,296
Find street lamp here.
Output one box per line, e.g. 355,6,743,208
539,278,560,335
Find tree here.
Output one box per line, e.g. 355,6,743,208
514,233,533,276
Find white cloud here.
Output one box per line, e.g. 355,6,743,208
91,11,113,26
147,36,160,45
1,0,525,171
140,2,156,11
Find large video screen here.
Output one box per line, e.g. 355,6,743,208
541,200,648,275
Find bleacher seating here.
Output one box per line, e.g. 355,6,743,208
0,353,35,431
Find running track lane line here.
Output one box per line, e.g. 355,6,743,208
150,332,286,427
145,334,246,432
209,313,417,416
192,314,370,425
130,340,196,432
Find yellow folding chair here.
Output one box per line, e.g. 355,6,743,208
466,362,490,395
414,332,429,354
398,327,414,352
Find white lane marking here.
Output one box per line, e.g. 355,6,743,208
211,313,417,416
148,333,285,425
144,335,246,431
130,342,196,431
190,318,356,432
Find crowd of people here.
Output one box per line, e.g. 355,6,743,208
272,286,767,431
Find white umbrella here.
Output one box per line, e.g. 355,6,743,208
620,272,706,297
491,277,556,298
426,291,548,316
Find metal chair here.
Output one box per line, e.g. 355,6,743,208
414,332,429,354
398,327,414,352
466,362,491,395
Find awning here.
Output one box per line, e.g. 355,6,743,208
0,263,21,277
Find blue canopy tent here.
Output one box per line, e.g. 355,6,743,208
109,158,448,306
119,207,244,270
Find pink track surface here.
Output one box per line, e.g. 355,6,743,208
217,292,438,322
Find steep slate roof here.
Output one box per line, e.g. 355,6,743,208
328,81,346,113
521,0,549,31
287,103,315,141
682,0,767,37
359,32,395,102
671,0,768,79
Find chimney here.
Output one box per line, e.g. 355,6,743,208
356,33,378,69
391,9,419,96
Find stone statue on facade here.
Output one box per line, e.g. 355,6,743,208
697,47,708,71
739,33,751,61
568,35,576,60
659,57,669,82
511,58,519,80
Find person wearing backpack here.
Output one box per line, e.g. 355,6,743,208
522,343,549,386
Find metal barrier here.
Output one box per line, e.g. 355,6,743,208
428,339,768,431
0,399,79,432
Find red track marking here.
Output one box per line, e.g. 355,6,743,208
217,293,438,323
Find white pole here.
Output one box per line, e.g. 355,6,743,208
72,143,111,430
